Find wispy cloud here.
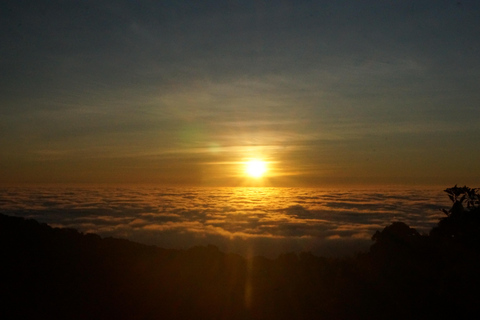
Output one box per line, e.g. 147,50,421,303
2,1,480,185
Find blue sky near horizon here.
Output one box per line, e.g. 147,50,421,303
1,0,479,186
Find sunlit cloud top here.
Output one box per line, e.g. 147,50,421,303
0,186,449,257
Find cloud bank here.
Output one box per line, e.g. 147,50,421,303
0,186,448,257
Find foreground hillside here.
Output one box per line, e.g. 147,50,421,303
2,186,480,319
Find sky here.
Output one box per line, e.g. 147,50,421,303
1,0,480,187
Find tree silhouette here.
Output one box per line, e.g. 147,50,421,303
431,185,480,248
370,221,421,257
441,185,480,216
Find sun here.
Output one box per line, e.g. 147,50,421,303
245,159,267,178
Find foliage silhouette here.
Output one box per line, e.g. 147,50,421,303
432,185,480,251
441,185,480,216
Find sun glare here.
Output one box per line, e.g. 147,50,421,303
245,159,267,178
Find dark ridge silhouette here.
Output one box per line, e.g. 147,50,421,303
2,185,480,319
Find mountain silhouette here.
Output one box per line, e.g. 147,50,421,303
2,186,480,319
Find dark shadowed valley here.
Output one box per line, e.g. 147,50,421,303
2,186,480,319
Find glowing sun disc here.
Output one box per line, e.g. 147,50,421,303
246,160,267,178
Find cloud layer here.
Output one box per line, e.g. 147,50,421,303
0,186,449,257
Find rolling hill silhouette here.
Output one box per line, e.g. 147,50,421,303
2,186,480,319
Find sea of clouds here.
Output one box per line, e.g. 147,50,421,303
0,186,450,257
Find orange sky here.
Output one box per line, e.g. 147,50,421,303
1,0,479,187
